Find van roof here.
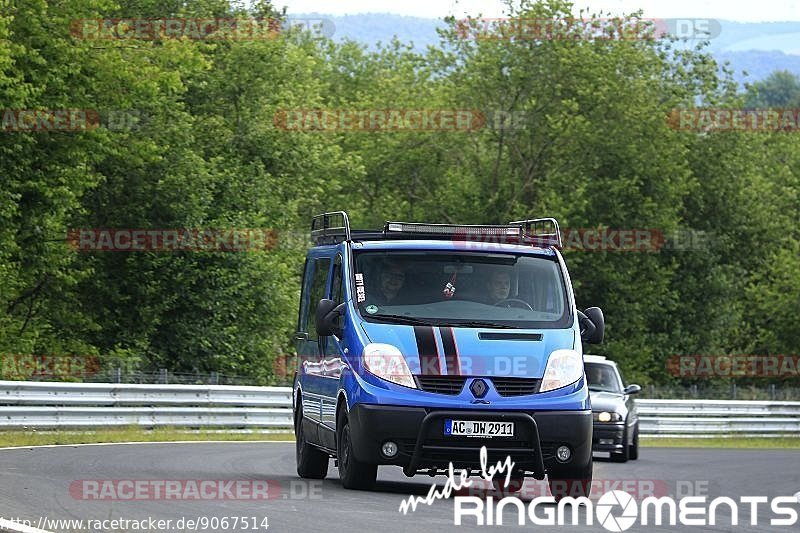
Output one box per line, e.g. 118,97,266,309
350,239,557,255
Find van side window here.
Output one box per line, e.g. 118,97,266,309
306,257,331,341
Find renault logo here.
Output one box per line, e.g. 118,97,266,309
470,378,488,398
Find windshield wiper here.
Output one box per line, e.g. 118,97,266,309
439,321,516,329
366,315,515,329
368,314,437,326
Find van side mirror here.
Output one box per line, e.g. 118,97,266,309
579,307,604,344
316,299,344,338
624,384,641,395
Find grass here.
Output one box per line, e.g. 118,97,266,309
642,437,800,449
3,430,798,450
0,426,294,448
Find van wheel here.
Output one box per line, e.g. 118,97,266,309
337,415,377,490
548,460,593,501
629,425,639,460
295,404,329,479
611,424,630,463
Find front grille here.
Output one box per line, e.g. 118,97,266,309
416,376,540,396
416,375,467,395
490,377,541,396
397,437,540,470
540,442,556,460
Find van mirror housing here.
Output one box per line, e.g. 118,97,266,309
579,307,605,344
316,299,344,338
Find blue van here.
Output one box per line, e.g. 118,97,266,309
293,212,605,498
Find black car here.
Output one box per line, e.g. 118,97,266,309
585,355,641,462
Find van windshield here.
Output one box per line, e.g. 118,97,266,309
353,251,570,329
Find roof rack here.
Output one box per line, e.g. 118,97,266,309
309,211,562,248
508,217,563,248
311,211,351,245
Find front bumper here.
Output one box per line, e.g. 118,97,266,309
592,422,625,452
347,404,592,479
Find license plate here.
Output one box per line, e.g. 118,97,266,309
444,419,514,438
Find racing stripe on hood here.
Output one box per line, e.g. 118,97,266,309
414,326,440,375
439,327,461,376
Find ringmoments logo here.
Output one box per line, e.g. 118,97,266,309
398,448,800,529
595,490,638,531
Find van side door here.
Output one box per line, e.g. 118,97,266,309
295,253,332,431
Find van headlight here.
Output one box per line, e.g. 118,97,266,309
363,343,417,389
540,349,583,392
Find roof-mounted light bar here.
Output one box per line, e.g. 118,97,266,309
384,219,561,248
385,222,521,238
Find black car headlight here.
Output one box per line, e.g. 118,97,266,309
593,411,623,423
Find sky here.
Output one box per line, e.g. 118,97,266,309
276,0,800,22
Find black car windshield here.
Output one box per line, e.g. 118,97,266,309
585,362,622,393
353,250,570,329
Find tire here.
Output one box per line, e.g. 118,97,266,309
295,403,329,479
337,414,378,490
548,459,593,501
611,423,630,463
629,424,639,460
492,476,525,494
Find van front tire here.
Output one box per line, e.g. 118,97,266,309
337,414,377,490
295,404,329,479
548,460,593,501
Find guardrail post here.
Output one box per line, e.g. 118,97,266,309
731,380,737,399
113,367,122,383
211,371,219,385
159,368,168,384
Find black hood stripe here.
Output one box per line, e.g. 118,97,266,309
439,327,461,376
414,326,440,375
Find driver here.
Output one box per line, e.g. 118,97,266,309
369,260,406,306
486,270,511,304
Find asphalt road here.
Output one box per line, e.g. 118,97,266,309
0,442,798,533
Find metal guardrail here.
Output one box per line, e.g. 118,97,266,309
637,399,800,437
0,381,293,429
1,381,799,437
